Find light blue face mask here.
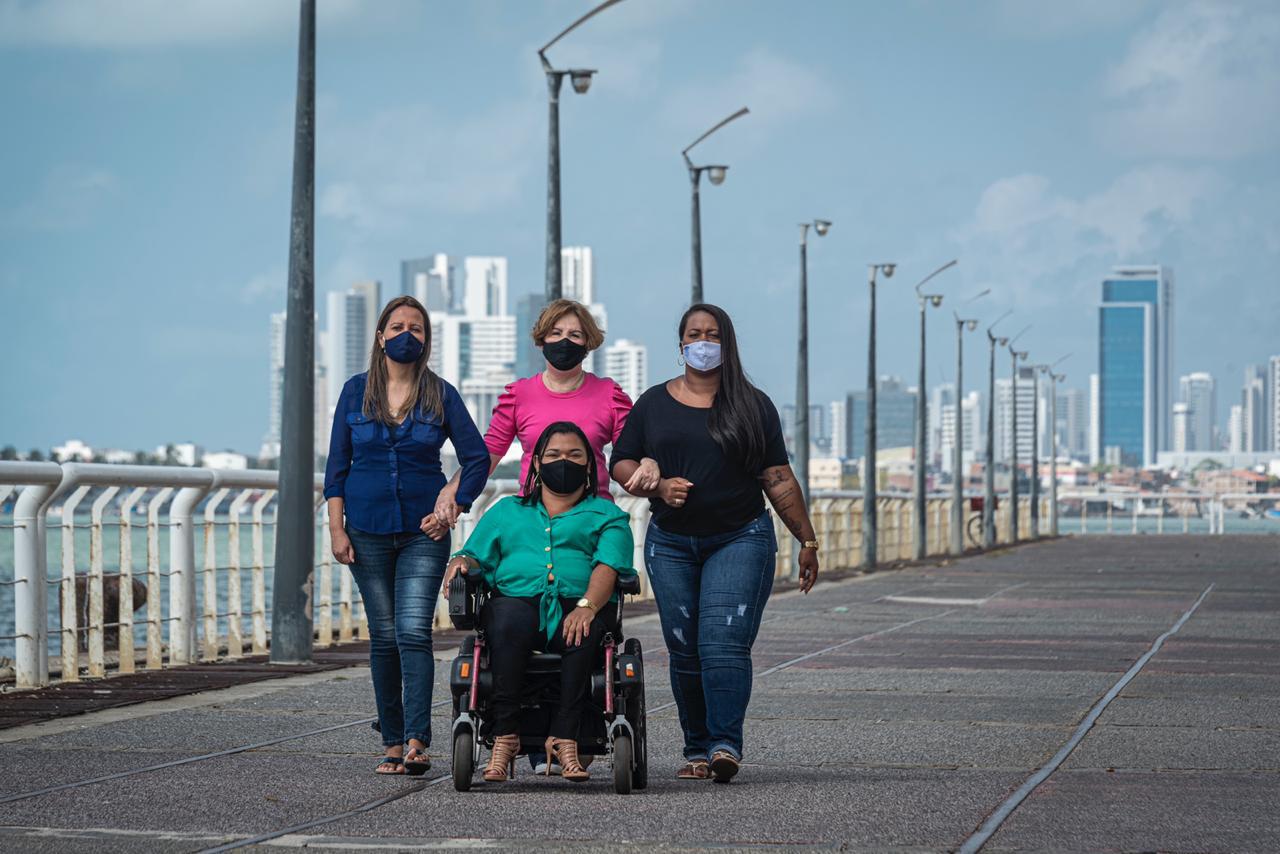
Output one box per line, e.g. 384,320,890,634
682,340,723,371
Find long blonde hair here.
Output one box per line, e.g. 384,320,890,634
362,295,444,424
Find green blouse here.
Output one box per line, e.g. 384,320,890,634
453,495,636,640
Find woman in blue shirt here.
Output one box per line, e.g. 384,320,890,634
324,295,489,775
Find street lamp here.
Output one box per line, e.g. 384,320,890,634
1038,354,1070,537
795,219,832,580
683,106,750,305
863,261,896,570
912,259,958,560
538,0,624,303
950,290,989,555
1006,325,1031,542
983,309,1012,550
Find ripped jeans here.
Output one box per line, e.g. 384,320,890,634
644,510,777,761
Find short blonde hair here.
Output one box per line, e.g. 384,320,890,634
530,299,605,351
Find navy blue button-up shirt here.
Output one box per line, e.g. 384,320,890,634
323,373,490,535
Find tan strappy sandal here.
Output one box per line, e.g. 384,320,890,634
545,737,590,782
483,734,520,782
676,759,710,780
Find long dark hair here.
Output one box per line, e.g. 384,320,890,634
679,303,768,473
520,421,597,506
363,295,444,424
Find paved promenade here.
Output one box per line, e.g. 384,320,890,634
0,536,1276,852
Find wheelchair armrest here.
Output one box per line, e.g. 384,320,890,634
447,570,485,630
616,574,641,597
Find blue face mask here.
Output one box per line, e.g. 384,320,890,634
682,340,723,372
384,330,424,364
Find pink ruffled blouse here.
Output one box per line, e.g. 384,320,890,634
484,372,633,498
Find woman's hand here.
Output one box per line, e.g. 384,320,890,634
624,457,661,493
798,546,820,594
562,606,596,647
420,513,449,541
657,477,694,509
442,555,472,590
433,481,461,528
331,528,355,565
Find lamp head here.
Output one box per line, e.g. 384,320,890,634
930,294,943,308
997,337,1009,347
569,69,596,94
882,263,896,278
1018,351,1028,362
966,319,978,332
814,219,832,237
707,165,727,185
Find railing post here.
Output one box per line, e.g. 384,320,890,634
88,486,119,678
117,486,147,675
250,490,274,655
202,486,230,661
60,485,90,681
145,488,172,669
316,496,333,647
12,464,63,688
226,490,252,659
169,480,213,665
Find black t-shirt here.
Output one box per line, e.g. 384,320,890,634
609,382,789,536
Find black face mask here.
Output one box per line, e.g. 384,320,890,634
539,459,589,495
542,338,589,371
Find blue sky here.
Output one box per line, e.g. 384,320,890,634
2,0,1278,455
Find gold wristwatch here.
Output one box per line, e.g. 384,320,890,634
801,539,820,551
576,597,597,612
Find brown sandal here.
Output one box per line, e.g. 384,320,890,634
545,737,590,782
483,734,520,782
676,759,710,780
709,750,740,783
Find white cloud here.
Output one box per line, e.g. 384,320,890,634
990,0,1154,38
660,47,838,144
238,269,285,304
5,164,121,230
0,0,364,48
1096,1,1280,158
952,165,1220,304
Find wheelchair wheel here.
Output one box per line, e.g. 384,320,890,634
612,733,633,795
452,731,473,792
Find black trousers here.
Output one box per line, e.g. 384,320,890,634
483,595,610,740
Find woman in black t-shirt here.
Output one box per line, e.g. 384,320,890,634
611,303,819,783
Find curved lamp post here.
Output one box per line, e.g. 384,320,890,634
983,309,1012,549
1037,354,1070,538
795,219,832,579
863,261,897,570
950,289,989,555
683,107,749,305
538,0,625,303
912,259,958,560
1006,325,1031,542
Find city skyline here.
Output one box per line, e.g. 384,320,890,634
2,2,1279,454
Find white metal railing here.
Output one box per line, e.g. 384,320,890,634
3,461,1050,690
1059,489,1280,535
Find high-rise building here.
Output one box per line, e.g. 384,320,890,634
1178,372,1216,451
1172,402,1191,453
561,246,595,304
1228,404,1244,453
939,391,981,476
263,311,330,461
435,315,516,389
1097,265,1174,467
783,404,830,457
995,367,1036,465
325,281,381,409
928,383,955,466
1058,387,1087,460
1270,355,1280,452
605,339,648,404
829,400,847,459
846,377,917,460
402,254,453,313
514,293,544,378
1088,373,1101,466
461,257,508,319
1242,364,1268,452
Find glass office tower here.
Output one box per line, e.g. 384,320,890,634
1097,266,1173,467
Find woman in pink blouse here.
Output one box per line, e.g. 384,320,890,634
426,299,658,528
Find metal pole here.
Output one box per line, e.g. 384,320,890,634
691,170,703,305
863,267,878,569
951,321,965,554
545,70,565,302
983,336,996,548
795,232,810,529
271,0,316,664
1030,368,1041,538
914,302,927,559
1050,378,1059,536
1009,351,1020,543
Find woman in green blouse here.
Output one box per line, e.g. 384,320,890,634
444,421,636,783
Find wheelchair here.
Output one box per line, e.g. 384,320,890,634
446,571,649,794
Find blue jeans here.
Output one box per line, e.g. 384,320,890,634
346,528,449,748
645,510,777,761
